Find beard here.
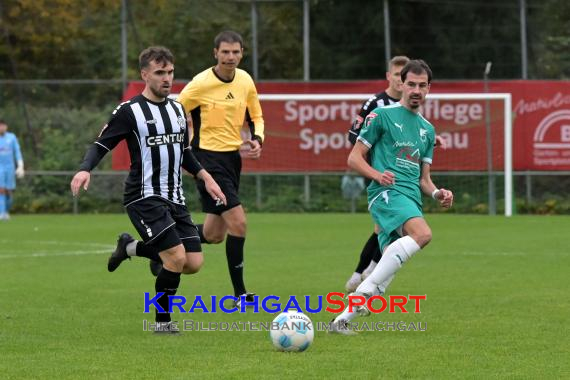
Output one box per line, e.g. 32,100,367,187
150,85,170,99
408,96,422,109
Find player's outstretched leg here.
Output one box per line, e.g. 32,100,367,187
345,232,379,292
149,260,162,276
361,259,379,280
328,318,358,336
154,272,182,333
334,234,423,327
357,235,421,295
226,234,257,308
153,244,184,334
218,206,256,305
107,233,134,272
108,233,165,273
362,245,383,280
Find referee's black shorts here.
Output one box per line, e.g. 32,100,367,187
192,148,242,215
125,196,201,253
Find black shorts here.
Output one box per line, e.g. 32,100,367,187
125,197,201,253
193,148,241,215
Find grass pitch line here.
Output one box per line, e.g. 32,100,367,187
456,250,527,256
0,240,114,259
0,248,112,259
0,239,114,248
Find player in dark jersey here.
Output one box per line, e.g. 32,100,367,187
70,46,226,333
345,56,410,293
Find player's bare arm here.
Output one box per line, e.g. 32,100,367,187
70,171,91,196
434,135,446,148
419,163,453,208
245,139,262,159
348,141,395,186
179,146,227,206
196,169,227,206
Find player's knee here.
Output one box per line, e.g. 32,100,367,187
414,228,432,248
182,265,200,274
205,230,225,244
228,218,247,236
160,245,186,272
182,254,204,274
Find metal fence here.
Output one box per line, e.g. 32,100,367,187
11,171,570,215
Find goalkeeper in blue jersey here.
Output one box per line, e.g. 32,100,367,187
331,60,453,334
0,120,24,220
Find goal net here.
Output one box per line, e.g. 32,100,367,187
251,93,513,216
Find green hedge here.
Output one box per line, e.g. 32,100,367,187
3,103,570,215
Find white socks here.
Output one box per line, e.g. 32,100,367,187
126,241,138,257
334,236,421,323
362,261,377,277
335,306,360,323
356,236,421,296
349,272,361,282
377,274,395,295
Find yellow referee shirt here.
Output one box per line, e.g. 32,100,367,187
177,67,265,152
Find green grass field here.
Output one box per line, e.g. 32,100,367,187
1,213,568,379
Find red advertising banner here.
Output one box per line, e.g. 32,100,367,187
113,80,570,172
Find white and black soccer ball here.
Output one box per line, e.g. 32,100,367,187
269,311,314,352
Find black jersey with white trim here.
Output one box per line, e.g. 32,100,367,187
88,94,190,205
347,91,399,145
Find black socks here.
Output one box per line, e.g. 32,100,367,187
136,242,162,262
226,235,246,296
355,232,380,273
154,268,181,322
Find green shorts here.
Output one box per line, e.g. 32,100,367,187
369,190,423,251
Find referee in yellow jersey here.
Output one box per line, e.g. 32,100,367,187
177,31,264,307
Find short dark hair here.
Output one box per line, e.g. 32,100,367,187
139,46,174,70
214,30,243,49
401,59,433,84
388,56,410,71
0,119,6,125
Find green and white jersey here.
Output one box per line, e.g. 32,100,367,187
357,102,435,207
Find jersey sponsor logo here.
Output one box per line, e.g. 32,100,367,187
395,146,420,170
225,92,235,100
393,141,416,148
394,122,403,132
145,133,185,147
364,112,378,128
177,116,186,129
351,115,364,131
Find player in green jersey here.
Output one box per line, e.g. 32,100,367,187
331,60,453,334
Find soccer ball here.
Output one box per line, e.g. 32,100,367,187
269,311,314,352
